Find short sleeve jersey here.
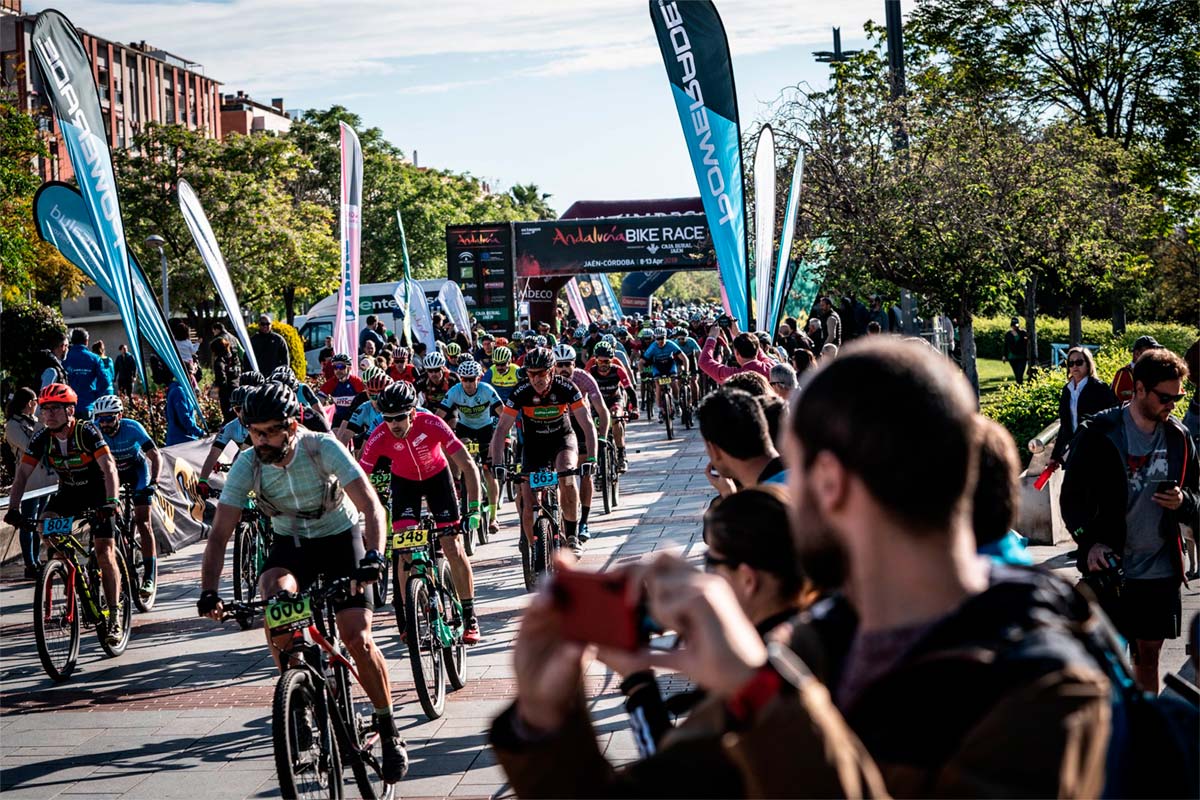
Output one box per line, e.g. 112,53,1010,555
214,417,251,449
501,377,585,437
101,418,157,488
643,340,683,375
320,376,366,425
220,431,365,539
587,362,633,404
484,364,521,404
415,372,459,409
568,369,603,408
346,400,383,436
359,411,462,481
23,421,109,489
440,382,503,430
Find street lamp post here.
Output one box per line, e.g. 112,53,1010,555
144,235,169,319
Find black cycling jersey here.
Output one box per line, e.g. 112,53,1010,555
587,363,629,405
22,421,108,489
500,377,585,437
415,372,459,408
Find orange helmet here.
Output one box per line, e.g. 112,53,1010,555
38,383,78,406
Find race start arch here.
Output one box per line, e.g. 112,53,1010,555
446,197,715,332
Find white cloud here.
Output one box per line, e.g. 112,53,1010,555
28,0,882,94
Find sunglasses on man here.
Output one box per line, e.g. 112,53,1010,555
1151,389,1186,404
383,411,412,422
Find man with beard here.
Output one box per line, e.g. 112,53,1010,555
491,338,1112,798
197,383,409,785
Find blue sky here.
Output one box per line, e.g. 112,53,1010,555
31,0,883,210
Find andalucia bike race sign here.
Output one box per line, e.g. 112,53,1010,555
513,214,714,277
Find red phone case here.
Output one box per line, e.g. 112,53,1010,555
551,569,643,651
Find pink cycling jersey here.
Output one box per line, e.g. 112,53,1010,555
359,410,463,481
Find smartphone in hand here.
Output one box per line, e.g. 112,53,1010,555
1155,480,1179,494
550,568,659,651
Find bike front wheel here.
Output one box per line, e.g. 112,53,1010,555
34,558,80,682
405,576,446,720
273,668,340,799
119,515,156,613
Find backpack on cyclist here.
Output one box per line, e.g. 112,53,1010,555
249,432,346,520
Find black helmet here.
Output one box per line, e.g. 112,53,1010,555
523,347,555,371
241,383,302,425
239,370,265,387
377,382,418,415
269,366,299,391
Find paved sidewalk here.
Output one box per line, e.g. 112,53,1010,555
0,417,713,799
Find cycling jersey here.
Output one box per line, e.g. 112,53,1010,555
100,418,157,490
359,410,463,482
440,382,502,430
586,362,634,405
220,431,365,540
214,416,251,449
501,377,585,438
23,421,109,489
642,340,684,377
319,376,366,427
415,372,458,408
345,400,383,436
675,336,702,369
388,363,417,384
485,363,521,404
568,370,603,409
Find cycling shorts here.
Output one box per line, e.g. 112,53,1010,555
650,362,678,378
118,467,154,499
391,468,459,532
522,429,576,473
261,527,370,613
454,423,493,467
45,482,112,538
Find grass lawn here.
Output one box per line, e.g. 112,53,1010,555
978,357,1017,398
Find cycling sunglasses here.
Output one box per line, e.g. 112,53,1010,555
461,376,479,382
1067,359,1086,367
383,411,412,422
333,363,349,370
526,368,548,378
94,413,119,424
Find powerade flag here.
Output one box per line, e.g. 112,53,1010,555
31,10,145,379
333,122,363,375
650,0,749,327
752,125,776,334
768,150,804,335
33,182,203,417
177,179,259,372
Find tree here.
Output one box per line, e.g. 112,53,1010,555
0,94,83,304
510,183,557,220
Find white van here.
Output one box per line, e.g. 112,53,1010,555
296,279,447,375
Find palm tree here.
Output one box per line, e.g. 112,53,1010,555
510,183,556,220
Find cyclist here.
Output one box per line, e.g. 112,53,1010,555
414,352,458,409
269,366,331,433
641,327,687,423
437,360,503,536
552,344,609,553
197,383,409,783
471,333,496,369
444,342,462,370
489,348,597,563
92,394,162,598
673,326,703,410
318,354,365,430
483,346,521,404
198,385,255,499
587,341,638,471
388,347,417,384
337,371,394,453
359,382,484,644
4,384,126,645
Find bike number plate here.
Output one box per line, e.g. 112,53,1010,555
392,527,430,552
42,517,74,536
530,469,558,489
266,596,314,634
657,376,672,386
465,440,480,456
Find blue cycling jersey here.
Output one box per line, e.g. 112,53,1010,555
440,382,502,430
643,340,683,376
214,417,250,449
346,400,382,435
101,418,156,489
676,337,702,356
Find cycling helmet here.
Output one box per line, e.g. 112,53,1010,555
479,333,495,343
423,352,446,370
365,371,393,393
523,331,537,342
639,328,654,340
593,342,615,359
492,345,512,364
653,326,668,339
533,335,547,347
457,360,484,379
331,353,352,367
241,383,302,424
92,394,123,415
377,382,418,415
588,323,599,334
393,346,411,360
38,383,77,406
269,366,299,391
673,327,688,337
552,344,576,364
523,347,555,371
614,327,629,338
239,370,265,387
602,333,617,344
230,385,252,408
574,325,588,339
445,342,461,357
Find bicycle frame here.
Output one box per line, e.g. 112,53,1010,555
395,524,459,650
43,528,106,627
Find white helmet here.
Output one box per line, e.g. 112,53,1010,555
423,352,446,370
92,394,123,415
552,344,576,364
457,359,484,379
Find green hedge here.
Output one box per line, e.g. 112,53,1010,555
973,316,1197,362
0,298,67,392
272,321,308,380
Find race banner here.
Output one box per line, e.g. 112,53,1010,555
333,122,363,374
753,125,776,333
437,281,473,346
151,437,217,554
177,179,259,372
33,182,202,415
769,151,804,335
31,10,145,381
513,214,712,277
649,0,749,326
393,279,436,353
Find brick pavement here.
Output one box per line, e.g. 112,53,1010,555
0,416,711,799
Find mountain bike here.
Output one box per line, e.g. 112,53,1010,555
678,377,694,431
210,484,276,629
30,509,133,682
112,484,156,612
456,440,491,554
367,472,392,610
657,376,676,440
502,431,520,503
595,435,620,515
221,578,395,800
516,469,566,592
390,514,467,720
